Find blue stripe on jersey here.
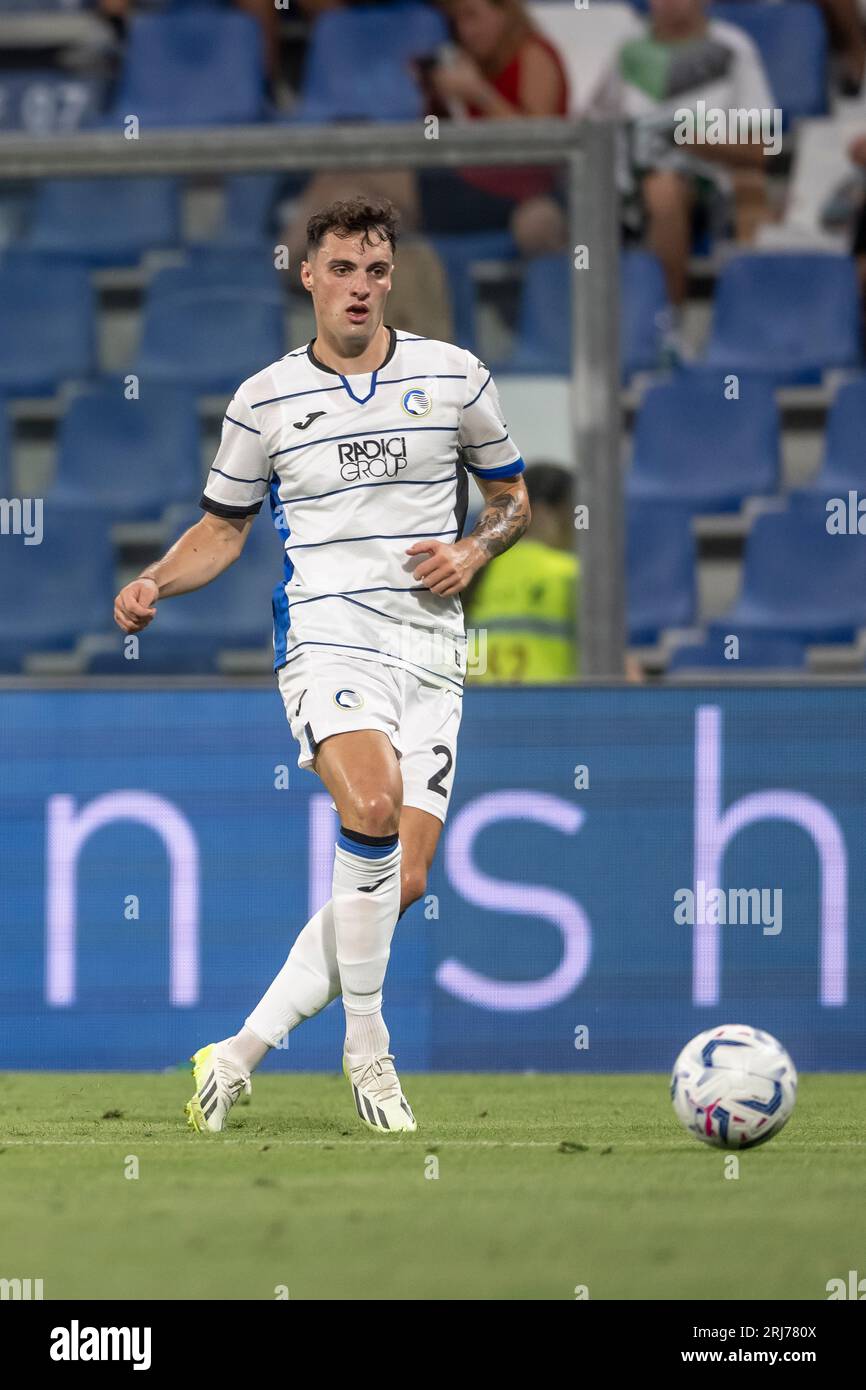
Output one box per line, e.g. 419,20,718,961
272,580,290,668
275,638,465,691
269,424,455,461
280,475,457,507
464,433,510,450
250,375,464,411
208,466,270,485
465,455,525,479
285,528,458,553
269,475,294,585
224,413,261,435
462,373,492,409
288,585,429,608
270,472,293,664
377,374,467,386
252,383,345,409
290,591,433,625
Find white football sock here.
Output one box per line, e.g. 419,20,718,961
222,1026,269,1073
240,900,341,1062
331,830,401,1058
344,1009,390,1058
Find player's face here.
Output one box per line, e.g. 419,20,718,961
302,230,393,349
451,0,508,63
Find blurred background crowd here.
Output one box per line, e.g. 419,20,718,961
3,0,866,681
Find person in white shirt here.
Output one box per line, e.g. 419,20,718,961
114,196,530,1136
594,0,776,310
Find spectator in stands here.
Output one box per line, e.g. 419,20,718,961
465,462,579,683
717,0,865,95
281,0,569,264
593,0,776,330
416,0,570,255
846,130,866,312
817,0,866,94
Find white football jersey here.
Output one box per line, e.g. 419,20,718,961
200,327,524,690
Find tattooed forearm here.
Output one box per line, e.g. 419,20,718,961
469,481,531,562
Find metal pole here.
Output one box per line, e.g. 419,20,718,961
0,119,584,178
571,121,624,677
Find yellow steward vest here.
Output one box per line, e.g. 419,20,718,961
466,538,579,683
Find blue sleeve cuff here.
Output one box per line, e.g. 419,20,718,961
464,455,525,479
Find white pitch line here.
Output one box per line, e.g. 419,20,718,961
0,1137,565,1149
0,1137,863,1150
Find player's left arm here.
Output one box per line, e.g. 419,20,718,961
407,474,530,597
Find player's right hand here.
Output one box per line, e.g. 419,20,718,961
114,577,159,633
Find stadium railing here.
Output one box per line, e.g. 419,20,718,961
0,118,624,677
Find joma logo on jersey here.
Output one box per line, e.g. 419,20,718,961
337,436,408,481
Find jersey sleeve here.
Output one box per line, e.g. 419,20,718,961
458,353,525,480
200,387,272,518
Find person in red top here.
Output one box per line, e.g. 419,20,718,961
419,0,570,254
280,0,569,267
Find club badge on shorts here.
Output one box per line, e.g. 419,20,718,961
333,688,364,709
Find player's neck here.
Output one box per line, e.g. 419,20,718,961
310,322,393,376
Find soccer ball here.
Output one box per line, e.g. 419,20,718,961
670,1024,797,1149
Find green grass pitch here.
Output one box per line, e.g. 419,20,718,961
1,1072,863,1300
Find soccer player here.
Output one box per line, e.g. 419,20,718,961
114,197,529,1134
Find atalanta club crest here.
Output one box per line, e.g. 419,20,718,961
401,387,432,417
333,688,364,709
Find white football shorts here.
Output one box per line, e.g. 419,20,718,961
276,653,463,823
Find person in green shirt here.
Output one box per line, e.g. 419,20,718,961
466,461,579,683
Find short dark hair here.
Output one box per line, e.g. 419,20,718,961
524,462,575,511
306,196,400,258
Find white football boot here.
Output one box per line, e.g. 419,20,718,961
185,1042,251,1133
343,1052,417,1133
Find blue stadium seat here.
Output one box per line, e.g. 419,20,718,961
628,375,779,511
621,251,669,377
146,251,282,302
667,632,807,672
49,382,201,522
718,500,866,641
135,287,286,393
218,173,311,250
701,254,861,384
0,397,9,499
428,231,518,357
0,508,114,671
709,3,828,125
0,72,103,133
794,377,866,498
292,4,448,121
101,10,267,128
87,508,281,673
0,0,94,7
0,258,95,394
627,500,697,643
505,251,668,377
25,178,181,265
219,174,282,249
